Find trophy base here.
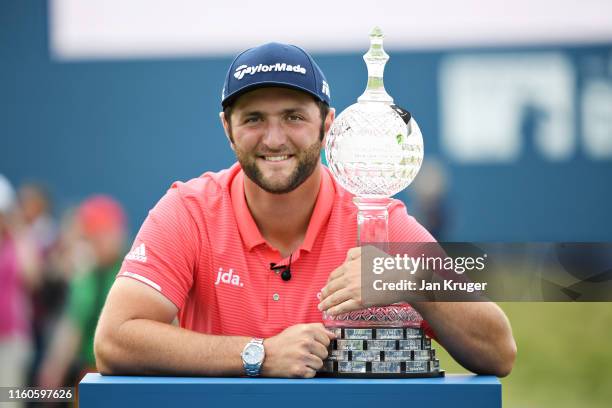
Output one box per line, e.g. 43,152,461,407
320,326,444,378
316,370,445,379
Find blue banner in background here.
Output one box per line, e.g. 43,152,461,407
1,0,611,242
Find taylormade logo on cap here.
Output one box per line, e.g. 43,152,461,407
234,62,307,80
221,42,330,108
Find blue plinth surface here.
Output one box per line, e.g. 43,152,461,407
79,373,500,408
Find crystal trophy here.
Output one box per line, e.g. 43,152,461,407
320,27,442,377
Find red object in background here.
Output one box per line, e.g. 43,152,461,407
77,195,126,237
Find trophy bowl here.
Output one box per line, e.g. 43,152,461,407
325,102,424,198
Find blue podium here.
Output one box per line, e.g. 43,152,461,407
79,373,500,407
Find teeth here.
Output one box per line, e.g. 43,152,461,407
264,155,289,161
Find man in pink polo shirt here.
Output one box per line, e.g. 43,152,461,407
95,43,516,378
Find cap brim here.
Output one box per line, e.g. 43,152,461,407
222,80,327,108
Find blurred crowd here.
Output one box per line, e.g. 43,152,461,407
0,162,450,408
0,174,127,407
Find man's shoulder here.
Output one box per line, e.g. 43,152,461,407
164,163,240,209
322,165,354,210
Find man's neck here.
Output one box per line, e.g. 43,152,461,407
243,165,322,258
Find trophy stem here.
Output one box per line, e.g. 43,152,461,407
353,197,392,253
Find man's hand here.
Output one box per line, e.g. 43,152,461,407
262,323,336,378
317,247,365,316
318,246,436,315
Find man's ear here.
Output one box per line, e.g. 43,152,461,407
322,107,336,146
219,111,235,151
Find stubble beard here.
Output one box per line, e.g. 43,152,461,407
234,138,322,194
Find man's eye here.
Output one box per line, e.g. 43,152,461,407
287,115,303,122
244,117,260,124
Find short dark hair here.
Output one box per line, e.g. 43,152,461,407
223,97,330,142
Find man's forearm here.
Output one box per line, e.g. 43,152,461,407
95,318,250,376
413,302,516,377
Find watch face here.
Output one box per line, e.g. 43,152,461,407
244,344,264,365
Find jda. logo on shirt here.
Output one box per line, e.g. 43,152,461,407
214,267,243,287
234,63,307,80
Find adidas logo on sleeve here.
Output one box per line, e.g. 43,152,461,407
125,243,147,263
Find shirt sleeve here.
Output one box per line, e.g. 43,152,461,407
388,200,436,243
117,186,199,310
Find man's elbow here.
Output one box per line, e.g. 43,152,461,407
493,337,517,378
94,328,121,376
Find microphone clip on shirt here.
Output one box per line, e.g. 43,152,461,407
270,253,292,281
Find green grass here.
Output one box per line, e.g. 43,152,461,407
434,303,612,407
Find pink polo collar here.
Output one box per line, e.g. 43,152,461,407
230,163,335,256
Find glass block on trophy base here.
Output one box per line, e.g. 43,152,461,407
371,362,402,374
367,340,398,351
398,339,423,350
413,349,436,361
352,350,382,362
383,350,412,362
327,350,350,361
375,328,404,340
405,328,424,337
430,359,441,371
338,361,367,374
336,339,365,351
405,361,429,373
344,328,374,339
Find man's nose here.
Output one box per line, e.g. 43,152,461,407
262,120,287,148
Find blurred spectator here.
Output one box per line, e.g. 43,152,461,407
48,209,96,284
409,158,451,241
17,183,58,257
37,195,127,389
14,184,63,391
0,175,39,408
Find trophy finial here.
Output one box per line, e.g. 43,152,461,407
358,27,393,103
370,26,384,39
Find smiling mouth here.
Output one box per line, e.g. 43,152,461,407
260,155,293,162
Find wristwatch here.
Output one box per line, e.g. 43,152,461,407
241,338,265,376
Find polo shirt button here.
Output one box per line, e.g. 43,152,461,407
272,293,280,301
